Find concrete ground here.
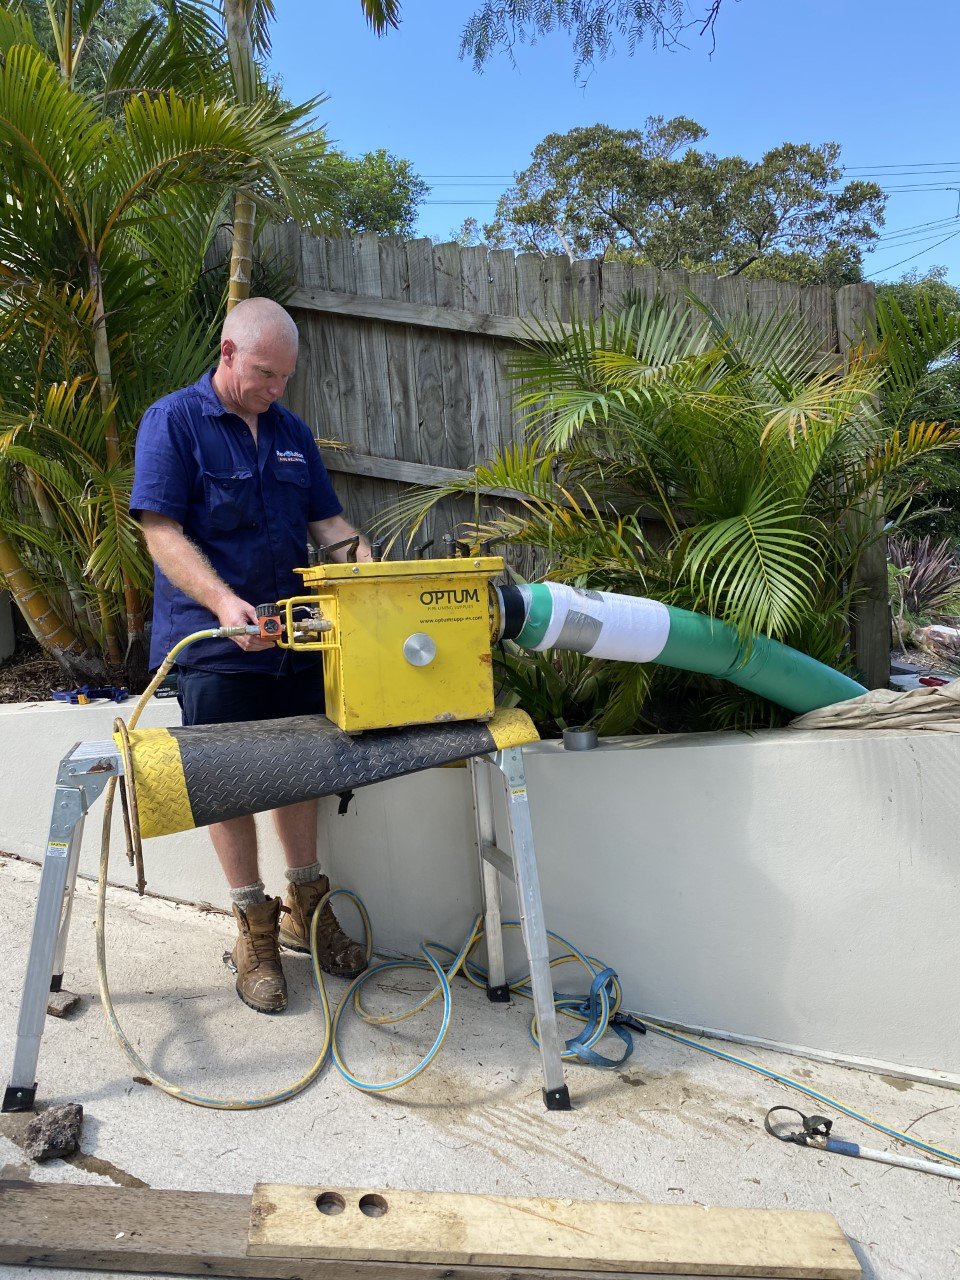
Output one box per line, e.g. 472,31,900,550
1,852,959,1280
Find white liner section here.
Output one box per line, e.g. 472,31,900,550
530,583,671,662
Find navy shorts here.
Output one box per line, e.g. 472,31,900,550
177,665,326,726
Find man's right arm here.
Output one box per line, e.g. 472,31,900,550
140,512,274,653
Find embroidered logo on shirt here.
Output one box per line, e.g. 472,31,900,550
276,449,306,465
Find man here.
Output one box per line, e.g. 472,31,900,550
130,296,370,1015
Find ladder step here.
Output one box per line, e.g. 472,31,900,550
480,841,515,878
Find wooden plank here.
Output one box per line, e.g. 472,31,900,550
433,241,474,468
799,284,836,356
305,236,372,533
288,286,535,340
287,234,343,442
687,272,720,314
655,268,688,307
321,448,529,502
715,275,751,323
488,249,518,316
355,233,396,461
461,245,503,466
350,476,406,550
322,448,667,527
573,257,601,322
513,252,551,451
516,252,547,323
0,1180,861,1280
835,282,875,357
258,221,302,286
405,238,445,547
323,237,368,452
248,1184,860,1279
257,245,843,362
0,1182,277,1279
749,280,802,330
600,261,635,312
378,235,420,470
488,249,522,453
542,253,573,324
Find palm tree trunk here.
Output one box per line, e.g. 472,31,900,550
224,1,257,314
227,189,256,312
88,251,119,466
0,530,102,678
88,249,146,680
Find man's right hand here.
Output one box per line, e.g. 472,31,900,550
215,595,277,652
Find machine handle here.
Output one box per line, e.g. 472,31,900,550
275,596,339,652
318,535,361,563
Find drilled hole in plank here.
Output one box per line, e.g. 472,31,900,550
316,1192,346,1215
359,1193,389,1217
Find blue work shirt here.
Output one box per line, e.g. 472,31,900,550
130,371,342,673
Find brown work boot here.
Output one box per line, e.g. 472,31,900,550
230,897,287,1014
279,874,367,979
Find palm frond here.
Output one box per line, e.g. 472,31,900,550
680,492,826,639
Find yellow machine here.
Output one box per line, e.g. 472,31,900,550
278,556,505,733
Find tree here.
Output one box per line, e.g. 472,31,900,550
0,0,332,681
482,118,885,285
460,0,726,74
320,149,428,237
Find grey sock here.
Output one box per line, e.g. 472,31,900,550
230,880,267,909
285,860,324,886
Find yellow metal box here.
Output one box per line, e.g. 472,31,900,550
287,557,503,733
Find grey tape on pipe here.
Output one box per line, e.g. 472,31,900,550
554,610,604,654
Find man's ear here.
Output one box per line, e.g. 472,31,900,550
220,337,237,364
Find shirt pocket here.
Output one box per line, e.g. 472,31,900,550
202,469,258,533
273,461,310,522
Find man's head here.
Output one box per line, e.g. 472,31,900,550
214,298,299,418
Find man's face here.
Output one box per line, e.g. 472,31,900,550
221,333,298,416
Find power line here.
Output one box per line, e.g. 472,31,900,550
873,217,960,244
844,161,960,171
867,227,960,275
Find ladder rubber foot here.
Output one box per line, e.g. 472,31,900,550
486,982,511,1003
543,1084,572,1111
50,973,63,993
3,1083,37,1113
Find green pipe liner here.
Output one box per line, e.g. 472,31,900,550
502,583,866,715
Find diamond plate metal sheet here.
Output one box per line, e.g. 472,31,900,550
167,713,531,831
115,727,194,840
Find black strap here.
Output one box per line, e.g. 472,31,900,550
337,789,355,816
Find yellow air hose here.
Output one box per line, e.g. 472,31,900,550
96,629,345,1108
94,630,569,1108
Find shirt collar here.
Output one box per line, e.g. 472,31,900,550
195,370,230,420
194,369,283,426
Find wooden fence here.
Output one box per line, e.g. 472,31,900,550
256,225,887,684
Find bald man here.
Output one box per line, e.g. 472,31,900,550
131,298,370,1014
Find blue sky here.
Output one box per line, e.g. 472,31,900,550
269,1,960,283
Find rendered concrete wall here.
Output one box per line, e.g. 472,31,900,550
318,730,960,1080
3,700,958,1076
